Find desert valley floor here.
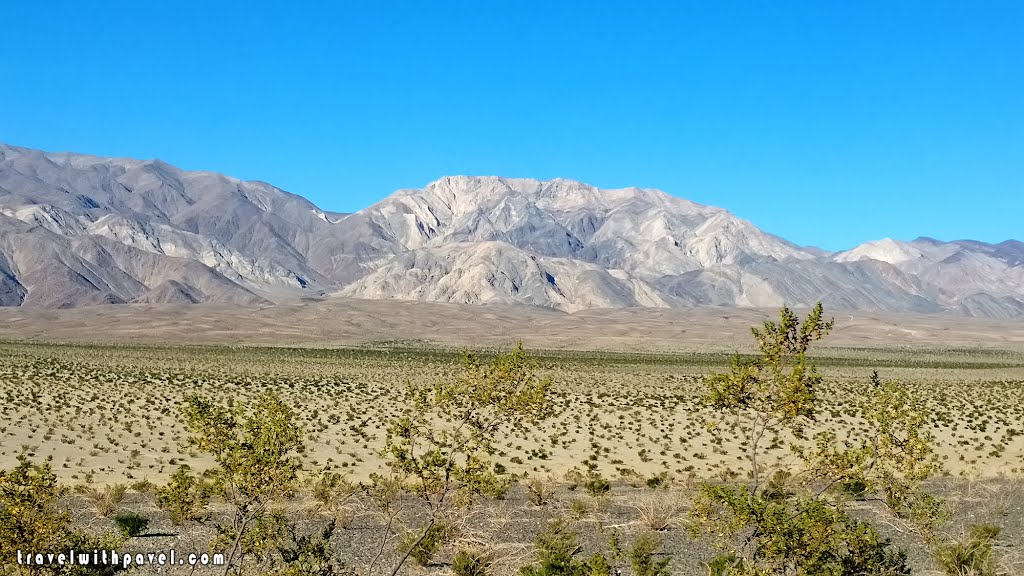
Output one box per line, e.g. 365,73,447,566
1,300,1023,575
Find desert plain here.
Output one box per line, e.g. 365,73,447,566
1,299,1023,575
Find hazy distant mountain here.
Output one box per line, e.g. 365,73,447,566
1,143,1021,317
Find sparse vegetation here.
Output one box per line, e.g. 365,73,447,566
371,342,553,574
155,464,209,525
181,390,304,574
0,326,1021,574
113,511,149,538
693,304,942,575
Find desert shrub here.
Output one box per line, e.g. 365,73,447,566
181,391,304,573
693,304,937,576
645,472,669,489
309,469,357,522
519,518,611,576
569,498,589,519
373,343,553,575
527,476,555,506
113,511,149,538
934,524,1001,576
273,519,355,576
226,508,293,570
564,469,585,491
584,475,610,497
401,521,449,567
129,479,156,494
0,456,126,574
312,470,351,507
453,549,492,576
155,465,209,524
81,483,127,517
705,553,741,576
840,478,868,498
632,493,686,531
626,533,670,576
0,456,71,565
60,530,129,575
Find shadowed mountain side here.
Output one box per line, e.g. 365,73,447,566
0,213,267,307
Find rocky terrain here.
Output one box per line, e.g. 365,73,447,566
2,142,1022,317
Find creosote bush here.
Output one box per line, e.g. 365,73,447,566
400,521,449,567
113,511,149,538
0,455,126,575
371,342,553,575
693,303,943,576
272,519,355,576
519,518,612,576
181,391,305,574
156,464,210,525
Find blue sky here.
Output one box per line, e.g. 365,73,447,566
2,1,1021,251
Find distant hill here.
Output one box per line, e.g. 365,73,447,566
2,143,1022,318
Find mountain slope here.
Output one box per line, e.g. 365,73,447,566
339,240,672,312
1,143,1021,317
0,143,359,304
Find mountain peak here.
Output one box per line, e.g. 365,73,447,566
834,238,925,265
1,144,1022,317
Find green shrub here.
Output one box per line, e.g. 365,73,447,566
645,472,669,490
155,465,209,524
0,456,127,574
113,511,149,538
401,521,448,567
705,553,742,576
840,479,868,498
628,533,670,576
519,518,612,576
694,305,939,576
584,475,610,497
377,343,553,575
129,479,157,494
1,457,71,565
453,549,492,576
274,519,353,576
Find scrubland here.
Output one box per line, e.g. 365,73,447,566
1,312,1023,575
2,342,1022,484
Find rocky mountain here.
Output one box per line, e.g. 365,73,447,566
0,143,391,306
1,143,1021,317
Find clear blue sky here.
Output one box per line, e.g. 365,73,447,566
2,1,1021,251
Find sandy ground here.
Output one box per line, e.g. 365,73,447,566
2,300,1024,574
1,298,1024,352
1,338,1021,487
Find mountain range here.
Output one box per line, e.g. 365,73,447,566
1,142,1021,318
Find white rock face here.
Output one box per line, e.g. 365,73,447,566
832,237,1024,310
2,143,1022,317
834,238,926,265
339,241,672,312
351,175,814,270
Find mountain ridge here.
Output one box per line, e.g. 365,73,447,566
1,143,1021,318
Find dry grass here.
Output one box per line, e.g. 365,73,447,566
628,491,690,532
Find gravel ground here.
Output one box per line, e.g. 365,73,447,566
51,475,1024,576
